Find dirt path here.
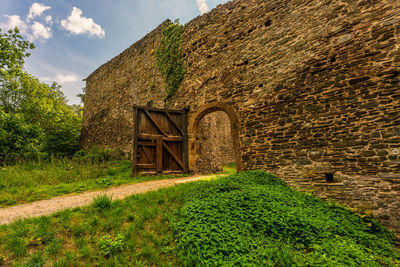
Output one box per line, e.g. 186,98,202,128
0,175,212,226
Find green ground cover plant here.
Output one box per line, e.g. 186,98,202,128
0,149,188,208
0,171,398,266
175,171,400,266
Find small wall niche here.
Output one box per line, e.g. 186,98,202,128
325,173,334,183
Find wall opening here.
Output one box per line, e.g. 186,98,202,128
325,173,334,183
188,102,242,174
195,111,235,174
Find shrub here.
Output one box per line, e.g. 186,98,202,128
42,116,81,156
0,110,42,164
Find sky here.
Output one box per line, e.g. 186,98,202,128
0,0,229,105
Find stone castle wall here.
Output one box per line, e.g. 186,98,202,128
82,0,400,233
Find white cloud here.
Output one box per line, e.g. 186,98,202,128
1,15,28,34
196,0,209,15
61,7,105,38
56,74,79,83
1,13,52,42
28,3,51,20
31,22,52,41
45,16,52,24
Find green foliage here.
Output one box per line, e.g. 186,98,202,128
76,146,125,164
92,194,113,210
0,28,82,163
98,233,125,257
174,170,400,266
0,110,43,162
0,28,34,76
77,87,85,104
0,73,82,161
156,20,186,98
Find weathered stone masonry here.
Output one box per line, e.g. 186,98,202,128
82,0,400,234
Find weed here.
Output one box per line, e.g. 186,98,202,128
98,233,125,257
96,178,113,187
76,237,91,258
92,194,113,210
45,238,63,255
72,223,86,238
34,216,54,244
27,251,45,267
52,251,75,267
6,236,27,257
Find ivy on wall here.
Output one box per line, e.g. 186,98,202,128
156,20,186,99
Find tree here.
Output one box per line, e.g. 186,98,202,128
77,87,86,104
0,28,34,74
0,28,35,111
0,27,82,163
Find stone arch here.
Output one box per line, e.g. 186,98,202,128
188,101,242,173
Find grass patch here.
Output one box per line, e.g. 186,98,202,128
220,162,237,175
92,194,113,210
0,171,398,265
0,185,183,265
0,158,188,208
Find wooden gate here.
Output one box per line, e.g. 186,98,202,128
133,105,189,175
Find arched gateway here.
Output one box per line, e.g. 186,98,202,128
188,102,242,173
81,0,400,233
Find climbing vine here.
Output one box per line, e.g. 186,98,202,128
156,20,186,99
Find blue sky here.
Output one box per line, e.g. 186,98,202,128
0,0,229,104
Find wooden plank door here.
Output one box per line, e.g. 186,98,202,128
133,105,189,175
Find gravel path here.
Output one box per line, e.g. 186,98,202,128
0,175,210,225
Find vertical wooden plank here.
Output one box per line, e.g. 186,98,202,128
156,136,163,172
182,108,189,173
132,106,139,176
